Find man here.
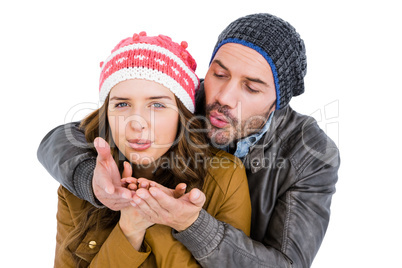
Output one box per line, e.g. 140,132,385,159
38,13,339,267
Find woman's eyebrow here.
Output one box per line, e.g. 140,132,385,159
110,95,172,101
110,96,130,101
148,96,172,100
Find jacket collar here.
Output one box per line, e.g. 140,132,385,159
244,106,291,173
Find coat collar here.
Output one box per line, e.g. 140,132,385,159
244,106,291,173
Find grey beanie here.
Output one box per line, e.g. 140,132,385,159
211,13,307,109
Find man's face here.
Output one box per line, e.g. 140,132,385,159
204,43,277,146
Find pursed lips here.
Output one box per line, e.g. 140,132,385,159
127,139,152,151
209,111,229,128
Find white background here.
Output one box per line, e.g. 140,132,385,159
1,0,401,267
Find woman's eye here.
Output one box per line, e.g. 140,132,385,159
115,102,128,108
152,103,165,109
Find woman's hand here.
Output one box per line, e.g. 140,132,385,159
124,177,188,199
118,177,190,249
92,137,133,210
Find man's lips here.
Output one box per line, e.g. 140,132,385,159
209,111,229,128
127,139,152,151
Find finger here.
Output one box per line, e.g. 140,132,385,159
138,178,152,190
137,179,176,197
94,137,112,162
122,161,132,178
148,187,180,211
137,178,153,189
121,177,138,189
173,183,187,199
122,177,138,184
127,183,138,191
136,189,162,209
121,178,128,187
114,186,133,200
133,189,162,219
188,188,206,208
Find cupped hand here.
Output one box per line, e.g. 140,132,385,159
92,137,133,210
132,185,206,232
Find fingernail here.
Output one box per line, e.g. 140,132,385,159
105,187,111,194
193,190,200,199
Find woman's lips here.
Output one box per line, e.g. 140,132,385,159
127,139,152,151
209,111,229,128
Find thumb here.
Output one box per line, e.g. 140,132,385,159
173,183,187,199
94,137,112,162
188,188,205,208
122,161,132,178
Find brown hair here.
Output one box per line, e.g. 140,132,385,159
64,93,211,267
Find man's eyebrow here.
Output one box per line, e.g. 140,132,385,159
212,59,269,86
245,77,268,86
211,59,229,71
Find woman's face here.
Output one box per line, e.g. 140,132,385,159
108,79,179,166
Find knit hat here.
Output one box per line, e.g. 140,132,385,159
211,13,307,110
99,32,199,113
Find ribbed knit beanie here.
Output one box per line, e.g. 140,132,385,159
99,32,199,113
211,13,307,110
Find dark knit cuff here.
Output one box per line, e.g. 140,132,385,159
172,209,224,259
73,158,104,208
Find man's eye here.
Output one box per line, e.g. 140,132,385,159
213,73,226,78
247,86,259,93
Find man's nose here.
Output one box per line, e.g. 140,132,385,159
215,81,238,109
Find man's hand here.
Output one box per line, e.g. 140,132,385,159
132,184,206,232
93,137,132,210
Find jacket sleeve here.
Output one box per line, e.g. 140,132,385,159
89,224,151,267
37,122,99,206
174,147,340,268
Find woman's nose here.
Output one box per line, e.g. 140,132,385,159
126,113,148,132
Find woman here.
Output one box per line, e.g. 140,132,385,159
54,32,251,267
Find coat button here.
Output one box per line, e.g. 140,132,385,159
88,241,97,249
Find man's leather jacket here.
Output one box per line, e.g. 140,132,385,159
38,103,339,268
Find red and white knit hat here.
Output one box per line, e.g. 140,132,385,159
99,32,199,113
